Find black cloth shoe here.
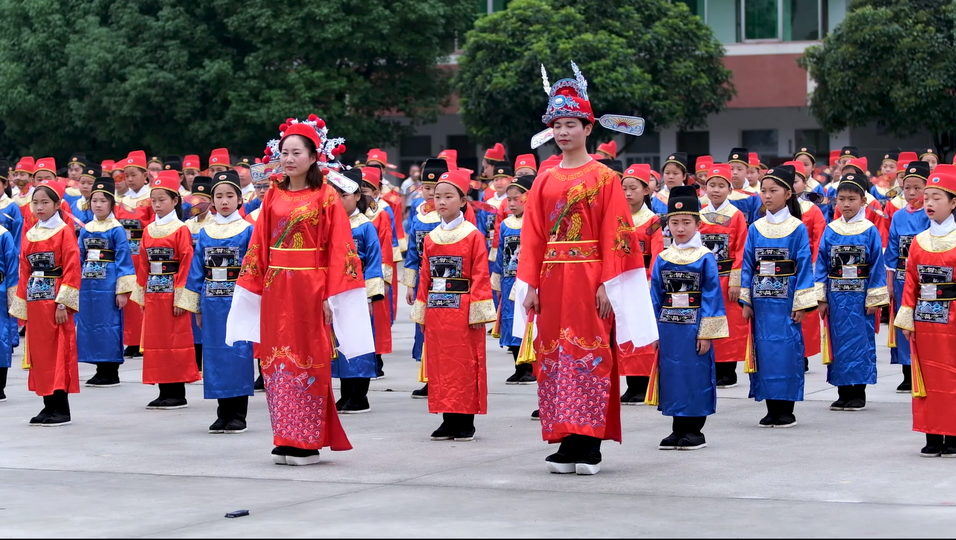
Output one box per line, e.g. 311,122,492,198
516,371,536,384
774,413,797,428
545,452,576,474
505,371,521,384
411,384,428,399
922,434,945,457
715,363,738,388
804,357,809,372
375,354,385,379
152,398,188,410
898,365,912,393
622,376,648,404
843,398,865,411
284,447,321,466
430,423,454,441
123,345,140,358
830,398,847,411
209,418,227,433
678,433,707,450
531,409,540,420
0,367,7,402
758,413,775,428
942,437,956,458
86,370,120,388
85,374,103,386
41,410,71,426
454,426,476,441
336,379,352,411
224,418,248,434
146,396,164,409
659,432,681,450
340,400,371,414
30,407,51,425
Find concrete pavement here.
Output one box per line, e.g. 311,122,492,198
2,291,956,537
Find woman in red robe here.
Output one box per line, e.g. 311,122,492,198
894,168,956,456
410,169,495,441
10,180,81,426
515,64,658,475
226,117,373,466
132,171,198,409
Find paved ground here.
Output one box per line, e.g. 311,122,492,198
2,289,956,537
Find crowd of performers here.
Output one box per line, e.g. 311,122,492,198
3,66,956,472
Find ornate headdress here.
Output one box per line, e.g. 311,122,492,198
540,61,594,126
262,113,346,170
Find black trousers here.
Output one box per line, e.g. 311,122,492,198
837,384,867,401
672,416,706,436
339,378,371,405
42,389,70,415
766,399,795,416
158,383,186,400
442,412,475,430
217,396,249,421
94,363,120,376
0,366,7,391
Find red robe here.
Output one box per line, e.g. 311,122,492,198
411,220,494,414
865,193,889,247
381,186,406,252
895,229,956,436
800,200,826,357
885,196,906,221
134,217,198,384
699,202,749,363
116,192,154,349
517,160,643,443
12,221,81,396
368,205,394,355
14,191,73,234
237,184,365,451
618,206,662,376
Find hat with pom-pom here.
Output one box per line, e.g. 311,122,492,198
264,114,345,169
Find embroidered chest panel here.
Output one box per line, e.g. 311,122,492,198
502,234,521,277
26,251,57,302
203,246,241,297
828,244,867,292
701,233,731,273
752,247,792,299
427,255,465,309
145,247,176,294
915,264,955,323
119,219,143,254
896,235,915,281
415,229,429,256
659,269,701,325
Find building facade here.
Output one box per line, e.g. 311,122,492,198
385,0,931,176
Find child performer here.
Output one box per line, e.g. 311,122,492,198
410,169,495,442
185,171,255,433
790,161,827,371
70,164,99,224
132,170,199,409
740,165,816,428
885,152,919,220
885,161,931,393
652,185,728,450
894,167,956,456
700,164,749,388
329,168,385,414
618,164,663,403
493,174,535,385
650,153,689,216
359,166,399,378
10,180,80,425
0,195,17,402
816,173,888,411
727,148,762,224
184,175,214,373
117,151,155,358
77,177,136,387
403,158,448,399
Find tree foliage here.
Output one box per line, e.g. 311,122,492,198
800,0,956,152
0,0,475,160
455,0,735,153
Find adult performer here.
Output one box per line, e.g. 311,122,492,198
225,115,373,466
514,63,658,475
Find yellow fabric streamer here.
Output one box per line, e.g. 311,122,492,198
743,323,756,374
515,311,536,365
887,299,897,348
20,330,30,369
330,328,338,360
821,314,832,365
491,301,502,339
644,357,660,406
911,337,927,398
418,343,428,383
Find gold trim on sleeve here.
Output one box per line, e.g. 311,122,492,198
815,282,826,302
894,305,915,331
402,267,418,288
793,287,818,311
8,292,26,321
488,246,498,263
130,283,145,306
392,245,403,263
728,268,742,288
866,286,889,308
469,299,497,325
398,237,408,252
740,287,751,305
366,277,385,299
382,264,393,285
698,316,730,339
491,272,501,292
115,274,137,295
410,299,426,324
174,287,200,313
55,284,80,312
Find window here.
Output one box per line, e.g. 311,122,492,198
738,0,825,42
794,129,829,157
677,131,710,156
400,135,431,157
741,129,778,157
622,131,661,171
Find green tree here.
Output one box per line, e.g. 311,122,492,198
455,0,735,155
800,0,956,158
0,0,475,161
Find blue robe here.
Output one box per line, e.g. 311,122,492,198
652,243,728,417
884,204,930,365
0,198,22,348
402,204,440,361
740,215,816,402
70,197,94,224
494,215,523,348
332,214,384,379
185,218,255,399
242,197,262,215
77,218,136,364
0,227,17,368
815,218,888,386
728,190,762,225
